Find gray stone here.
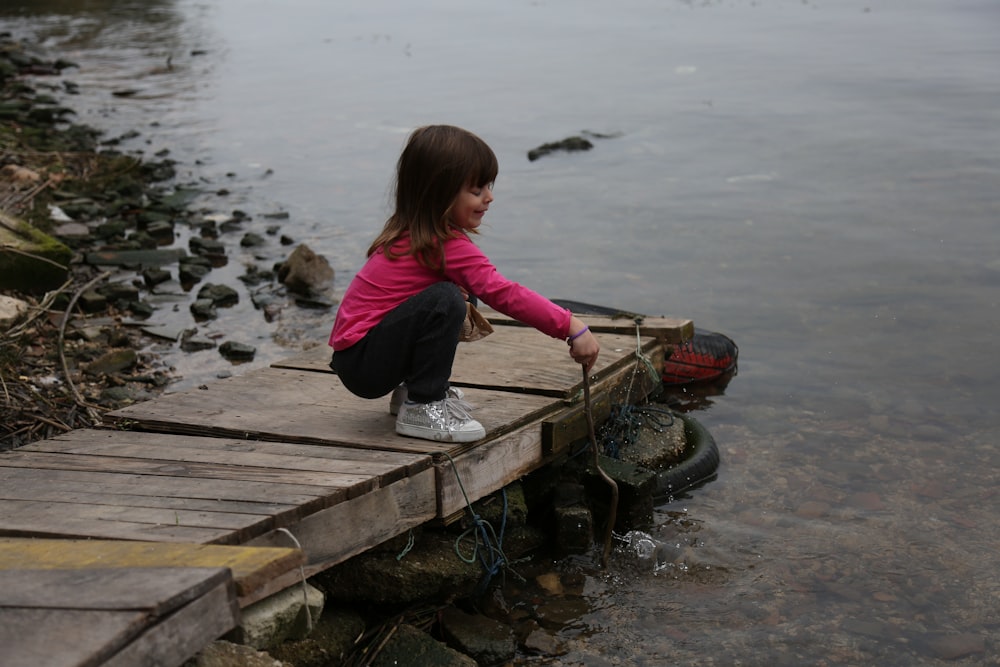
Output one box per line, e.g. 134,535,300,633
534,598,590,630
141,324,184,341
590,456,656,529
179,262,211,285
522,627,566,657
371,624,476,667
439,607,516,666
220,341,256,361
190,298,217,320
553,506,593,555
146,220,175,244
180,254,214,268
239,266,275,287
73,325,107,342
197,283,239,307
180,334,216,352
292,294,335,310
471,482,529,527
190,236,226,258
97,281,140,302
83,348,137,376
235,583,324,650
188,640,292,667
241,232,266,247
142,267,172,287
527,135,594,162
316,532,481,606
919,633,986,661
127,300,155,318
269,605,366,667
136,210,172,226
618,413,688,469
95,219,127,240
0,294,28,328
100,385,151,403
85,247,186,268
277,244,333,295
52,221,91,240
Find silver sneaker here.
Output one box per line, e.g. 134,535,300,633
395,396,485,443
389,384,465,416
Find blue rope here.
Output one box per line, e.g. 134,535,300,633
443,453,510,593
598,403,676,459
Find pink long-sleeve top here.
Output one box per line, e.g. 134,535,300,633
330,233,571,351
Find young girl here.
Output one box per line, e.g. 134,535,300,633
329,125,600,443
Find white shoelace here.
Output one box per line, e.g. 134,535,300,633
442,396,476,424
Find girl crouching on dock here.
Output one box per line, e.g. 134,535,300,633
329,125,600,443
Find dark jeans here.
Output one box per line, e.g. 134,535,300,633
330,282,466,404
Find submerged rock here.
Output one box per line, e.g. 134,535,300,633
438,607,517,666
371,624,476,667
527,136,593,162
197,283,239,308
219,340,256,361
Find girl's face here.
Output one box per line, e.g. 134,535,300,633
449,183,493,231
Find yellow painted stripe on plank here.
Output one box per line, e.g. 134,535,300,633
0,538,303,596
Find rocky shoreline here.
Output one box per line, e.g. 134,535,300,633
0,32,334,449
1,34,703,667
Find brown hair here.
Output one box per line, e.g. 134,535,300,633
368,125,498,271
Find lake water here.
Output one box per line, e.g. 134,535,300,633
5,0,999,663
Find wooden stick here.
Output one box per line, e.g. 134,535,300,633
57,270,111,422
581,364,618,568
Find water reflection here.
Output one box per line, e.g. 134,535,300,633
5,0,1000,664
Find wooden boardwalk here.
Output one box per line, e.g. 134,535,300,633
0,312,690,666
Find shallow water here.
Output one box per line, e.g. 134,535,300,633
4,0,999,663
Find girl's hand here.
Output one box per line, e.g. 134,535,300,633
567,317,600,374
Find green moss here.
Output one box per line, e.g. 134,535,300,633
0,212,72,292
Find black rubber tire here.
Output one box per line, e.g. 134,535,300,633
652,413,720,502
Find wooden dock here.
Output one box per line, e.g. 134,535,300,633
0,312,691,666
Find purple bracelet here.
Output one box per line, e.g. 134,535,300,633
567,325,589,343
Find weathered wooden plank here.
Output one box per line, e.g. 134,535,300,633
25,434,417,485
0,480,302,519
541,390,613,457
487,310,693,342
0,567,237,667
0,509,240,544
0,567,230,612
0,499,271,544
105,367,560,456
102,578,238,667
0,497,268,533
30,429,432,479
449,327,657,398
0,607,147,667
435,418,546,518
273,326,656,399
0,539,303,600
247,467,436,573
0,466,335,509
0,451,371,497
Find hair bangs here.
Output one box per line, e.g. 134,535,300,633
465,136,498,188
